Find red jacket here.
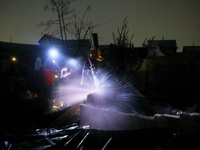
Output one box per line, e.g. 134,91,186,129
43,68,54,84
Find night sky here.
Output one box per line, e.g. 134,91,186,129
0,0,200,51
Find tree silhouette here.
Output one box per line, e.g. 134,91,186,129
39,0,102,57
109,17,134,73
112,16,134,48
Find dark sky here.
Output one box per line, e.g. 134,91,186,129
0,0,200,51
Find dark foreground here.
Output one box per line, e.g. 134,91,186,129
1,112,200,150
1,77,200,149
2,126,200,150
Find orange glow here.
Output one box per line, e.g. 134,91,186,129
11,57,17,62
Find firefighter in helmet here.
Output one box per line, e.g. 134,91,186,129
81,50,99,86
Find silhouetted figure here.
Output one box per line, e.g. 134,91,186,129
59,66,72,92
34,56,42,84
81,50,99,86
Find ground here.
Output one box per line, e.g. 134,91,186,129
1,76,200,149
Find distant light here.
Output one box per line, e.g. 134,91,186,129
11,57,17,62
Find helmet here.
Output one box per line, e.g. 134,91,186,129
90,50,98,58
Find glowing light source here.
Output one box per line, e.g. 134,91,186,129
49,48,58,58
11,57,17,62
54,74,59,78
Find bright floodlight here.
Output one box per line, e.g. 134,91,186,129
49,48,58,58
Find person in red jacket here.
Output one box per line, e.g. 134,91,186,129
42,62,55,111
43,63,54,85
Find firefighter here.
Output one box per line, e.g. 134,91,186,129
58,66,72,93
81,50,99,86
43,62,54,85
60,66,72,79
